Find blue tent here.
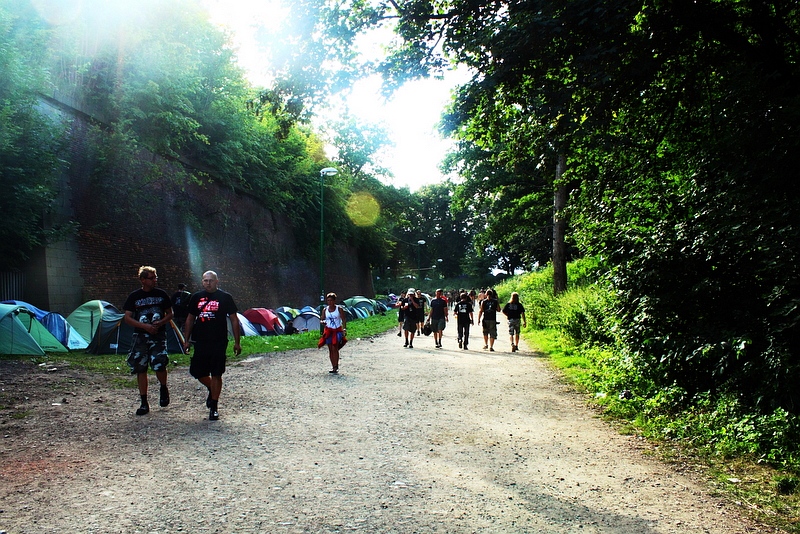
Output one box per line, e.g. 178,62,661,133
2,300,88,350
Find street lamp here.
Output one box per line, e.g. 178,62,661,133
319,167,338,302
416,239,426,283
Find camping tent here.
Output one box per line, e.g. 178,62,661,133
227,313,260,337
275,306,299,324
2,300,88,350
86,312,186,355
343,296,380,316
243,308,285,335
0,303,68,355
292,306,320,332
66,300,121,344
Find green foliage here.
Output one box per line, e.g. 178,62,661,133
0,0,416,267
508,257,800,483
0,3,69,269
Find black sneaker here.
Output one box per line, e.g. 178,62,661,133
329,368,338,374
159,385,170,407
209,408,219,421
458,340,462,348
397,331,401,337
136,404,150,416
408,344,413,349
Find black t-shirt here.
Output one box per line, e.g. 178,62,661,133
454,299,473,324
122,288,172,339
430,297,447,320
187,289,238,341
171,290,191,318
502,302,525,320
480,298,500,321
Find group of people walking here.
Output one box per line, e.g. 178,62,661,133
122,266,240,421
122,264,527,420
395,287,527,352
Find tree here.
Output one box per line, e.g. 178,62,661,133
287,0,800,410
0,3,68,270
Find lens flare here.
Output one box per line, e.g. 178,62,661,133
345,192,380,227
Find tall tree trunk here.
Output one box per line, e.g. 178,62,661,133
553,153,568,296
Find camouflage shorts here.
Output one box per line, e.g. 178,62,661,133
126,333,169,374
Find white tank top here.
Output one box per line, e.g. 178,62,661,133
324,306,342,329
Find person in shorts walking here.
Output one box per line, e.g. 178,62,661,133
123,266,174,416
478,288,501,351
319,292,347,374
395,290,407,337
427,288,449,349
502,292,527,352
183,270,241,421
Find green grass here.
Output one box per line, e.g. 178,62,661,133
1,310,399,374
527,329,595,387
520,326,800,532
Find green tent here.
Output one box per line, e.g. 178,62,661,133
66,300,120,343
343,296,379,315
0,303,68,356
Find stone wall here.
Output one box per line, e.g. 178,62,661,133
28,99,373,315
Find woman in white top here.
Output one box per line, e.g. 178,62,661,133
319,292,347,374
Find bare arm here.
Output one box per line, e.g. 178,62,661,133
182,314,195,350
229,313,242,356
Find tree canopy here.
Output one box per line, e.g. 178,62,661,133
284,0,800,411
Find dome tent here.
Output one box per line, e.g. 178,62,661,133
0,303,68,356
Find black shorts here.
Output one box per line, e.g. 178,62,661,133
190,339,228,378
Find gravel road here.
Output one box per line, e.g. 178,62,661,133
0,328,779,533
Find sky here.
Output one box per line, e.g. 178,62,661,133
202,0,464,191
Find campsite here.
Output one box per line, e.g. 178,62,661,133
0,296,392,357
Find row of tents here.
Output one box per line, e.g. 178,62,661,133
0,296,391,356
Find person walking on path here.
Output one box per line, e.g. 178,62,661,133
183,270,241,421
122,266,174,416
403,287,422,349
170,283,191,327
478,288,501,351
319,292,347,374
415,289,426,336
502,291,527,352
454,291,474,350
427,288,449,349
395,290,407,337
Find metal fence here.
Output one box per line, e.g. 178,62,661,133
0,270,24,301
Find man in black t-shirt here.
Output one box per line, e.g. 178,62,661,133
123,266,174,416
170,283,191,326
427,288,449,349
183,270,241,421
454,292,474,350
477,288,501,351
502,292,527,352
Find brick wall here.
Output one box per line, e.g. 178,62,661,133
31,100,374,315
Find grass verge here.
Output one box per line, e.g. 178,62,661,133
522,328,800,533
1,310,398,376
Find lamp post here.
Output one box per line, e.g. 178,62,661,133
416,239,426,283
319,167,338,302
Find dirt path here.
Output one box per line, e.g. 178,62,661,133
0,329,780,533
